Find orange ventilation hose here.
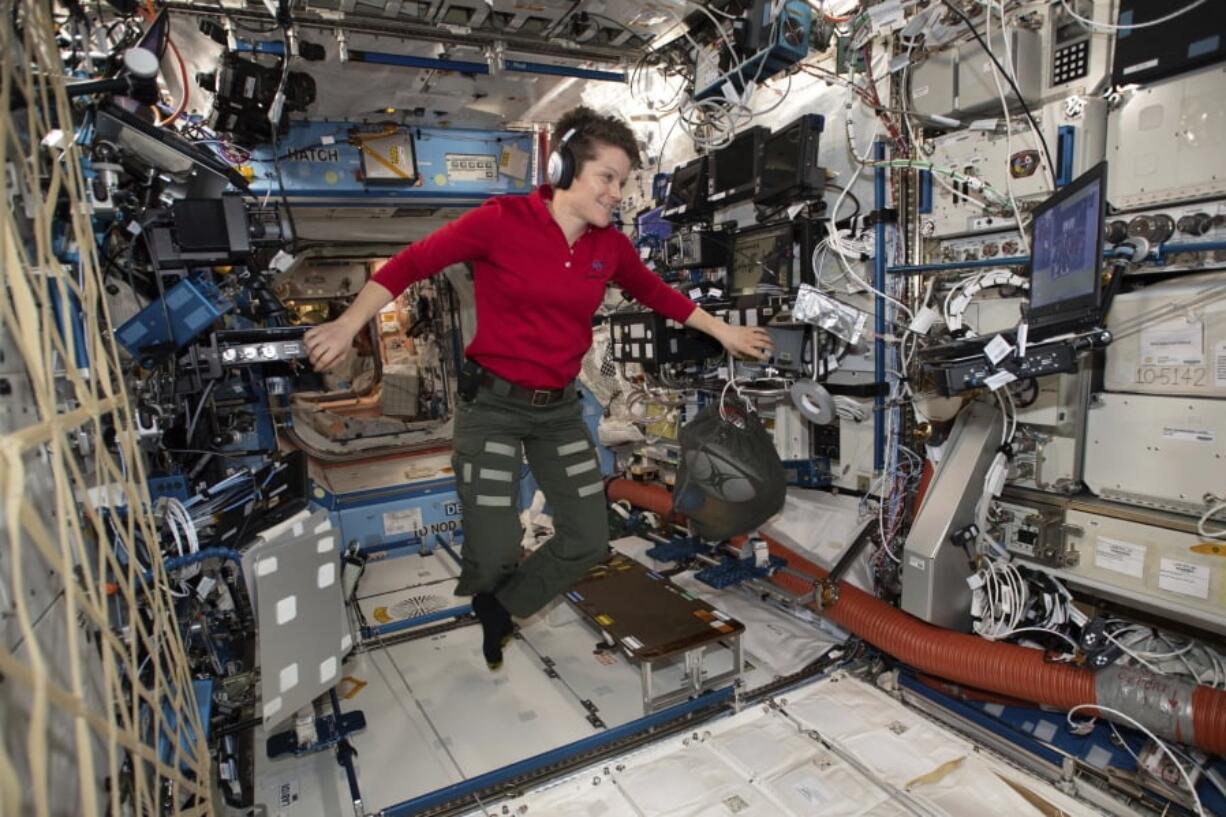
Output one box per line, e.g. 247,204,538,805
607,479,1226,757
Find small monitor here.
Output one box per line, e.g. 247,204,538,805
709,126,767,205
1027,161,1107,331
729,222,796,294
662,157,711,223
755,114,825,206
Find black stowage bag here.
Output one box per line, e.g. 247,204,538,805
672,400,787,541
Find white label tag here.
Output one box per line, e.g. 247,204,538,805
908,555,926,571
970,118,999,131
984,334,1014,365
1141,320,1204,366
689,287,703,299
321,134,336,145
1094,537,1146,579
709,287,723,298
908,305,939,335
1015,322,1028,357
1216,341,1226,387
1158,559,1211,599
1162,426,1215,443
984,370,1017,391
196,576,216,599
383,507,423,535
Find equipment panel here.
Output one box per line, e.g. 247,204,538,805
922,98,1106,239
1084,392,1226,516
1105,272,1226,398
1107,65,1226,210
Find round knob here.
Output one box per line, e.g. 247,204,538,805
1176,212,1211,236
1104,220,1128,244
122,47,160,79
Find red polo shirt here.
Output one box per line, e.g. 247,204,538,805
371,185,697,389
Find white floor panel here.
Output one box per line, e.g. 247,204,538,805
355,549,462,600
517,603,650,727
462,673,1105,817
376,625,598,778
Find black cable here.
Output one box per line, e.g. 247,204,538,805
939,0,1055,180
268,26,299,250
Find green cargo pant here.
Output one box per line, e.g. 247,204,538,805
450,381,609,618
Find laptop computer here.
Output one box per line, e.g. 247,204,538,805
925,160,1109,361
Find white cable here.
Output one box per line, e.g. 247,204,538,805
1197,499,1226,539
1067,704,1206,817
996,0,1054,192
986,2,1030,254
1059,0,1208,32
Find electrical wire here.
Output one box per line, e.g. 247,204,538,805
1198,499,1226,540
1058,0,1208,32
985,1,1030,253
939,0,1054,177
1067,704,1206,817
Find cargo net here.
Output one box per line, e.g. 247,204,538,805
1,4,211,815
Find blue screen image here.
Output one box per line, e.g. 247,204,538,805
1029,183,1101,312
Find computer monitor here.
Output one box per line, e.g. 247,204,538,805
729,221,800,294
1027,161,1107,332
662,157,710,224
709,126,767,205
755,114,825,206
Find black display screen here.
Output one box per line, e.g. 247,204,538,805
666,159,705,210
730,223,794,293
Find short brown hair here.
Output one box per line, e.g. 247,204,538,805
553,106,642,175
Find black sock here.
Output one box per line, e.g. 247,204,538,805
472,592,513,669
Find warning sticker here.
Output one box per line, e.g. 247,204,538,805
1158,558,1211,600
383,507,424,535
1140,319,1204,366
1094,537,1146,579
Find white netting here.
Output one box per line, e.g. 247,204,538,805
1,4,211,815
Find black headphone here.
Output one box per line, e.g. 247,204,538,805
547,127,578,190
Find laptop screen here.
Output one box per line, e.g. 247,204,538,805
1027,161,1107,330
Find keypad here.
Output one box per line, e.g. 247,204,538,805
1052,39,1089,85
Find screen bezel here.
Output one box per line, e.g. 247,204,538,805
709,127,766,205
729,221,795,294
663,157,710,217
755,114,824,206
1026,160,1107,329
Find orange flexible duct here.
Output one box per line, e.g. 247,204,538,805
606,479,1226,757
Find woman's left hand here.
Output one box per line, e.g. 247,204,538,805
720,324,774,362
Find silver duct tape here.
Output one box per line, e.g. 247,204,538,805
790,380,835,425
1094,664,1197,745
792,284,869,346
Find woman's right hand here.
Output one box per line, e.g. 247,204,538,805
304,319,359,372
